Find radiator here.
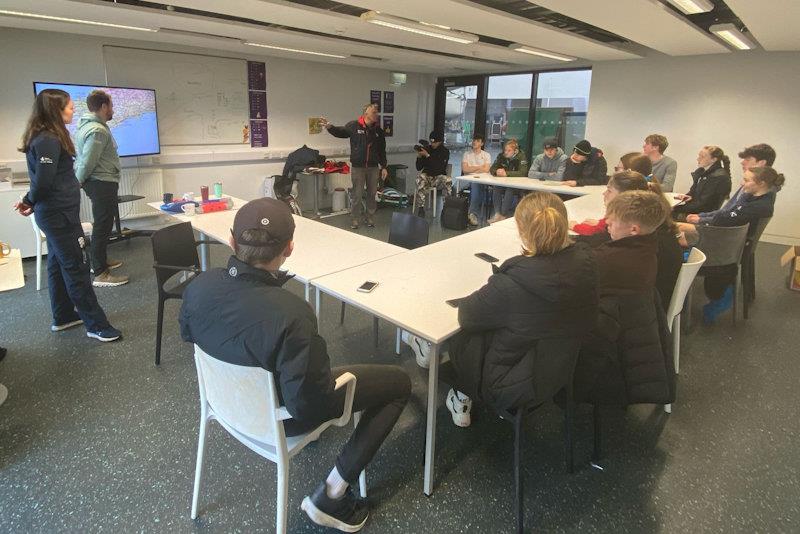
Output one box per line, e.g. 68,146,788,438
80,167,164,223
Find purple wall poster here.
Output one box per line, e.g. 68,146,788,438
249,91,267,120
247,61,267,91
370,90,382,112
250,120,268,147
382,115,394,137
383,91,394,114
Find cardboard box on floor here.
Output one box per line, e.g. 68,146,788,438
780,246,800,291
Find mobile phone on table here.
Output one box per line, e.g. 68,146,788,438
357,280,379,293
446,298,461,308
475,252,499,263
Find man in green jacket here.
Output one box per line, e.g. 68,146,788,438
75,90,128,287
489,138,529,223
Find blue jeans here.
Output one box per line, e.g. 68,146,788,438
493,187,519,217
468,184,485,216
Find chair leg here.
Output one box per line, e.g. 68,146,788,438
340,302,346,325
591,404,603,469
155,297,165,366
749,253,757,301
190,415,209,519
732,270,738,327
514,409,524,534
276,460,289,534
395,328,402,355
742,261,750,320
373,316,379,347
354,412,367,498
564,385,575,474
673,314,681,375
35,239,43,291
432,188,437,219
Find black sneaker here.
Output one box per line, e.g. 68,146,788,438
86,326,122,342
301,482,369,533
416,207,425,218
365,218,375,228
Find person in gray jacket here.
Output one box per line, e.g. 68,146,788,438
528,137,567,181
75,90,128,287
643,134,678,192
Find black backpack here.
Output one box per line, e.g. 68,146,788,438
441,196,469,230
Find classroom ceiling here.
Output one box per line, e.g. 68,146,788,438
0,0,797,74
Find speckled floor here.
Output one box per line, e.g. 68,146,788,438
1,207,798,533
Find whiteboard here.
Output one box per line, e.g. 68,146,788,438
103,46,249,145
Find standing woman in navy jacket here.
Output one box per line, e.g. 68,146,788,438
14,89,121,342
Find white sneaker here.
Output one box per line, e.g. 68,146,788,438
51,319,84,332
468,213,479,226
446,389,472,427
401,331,431,369
0,384,8,407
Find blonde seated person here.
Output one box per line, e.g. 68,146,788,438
404,192,597,426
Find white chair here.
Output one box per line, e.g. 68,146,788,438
663,247,706,413
30,216,93,291
190,345,365,534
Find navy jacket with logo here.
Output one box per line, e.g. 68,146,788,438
23,132,81,227
327,116,387,168
698,188,776,227
179,256,340,425
672,161,731,216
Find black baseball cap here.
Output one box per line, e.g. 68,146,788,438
543,137,559,149
232,198,295,246
429,130,444,142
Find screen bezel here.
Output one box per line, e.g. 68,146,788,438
33,81,161,158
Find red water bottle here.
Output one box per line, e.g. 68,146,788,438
200,185,209,202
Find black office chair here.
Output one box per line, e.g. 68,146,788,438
741,217,771,319
339,212,430,345
150,222,223,365
496,338,582,534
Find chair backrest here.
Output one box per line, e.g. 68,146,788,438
666,248,707,325
194,344,281,445
695,224,750,267
150,222,201,287
29,213,45,240
745,217,772,257
388,212,430,249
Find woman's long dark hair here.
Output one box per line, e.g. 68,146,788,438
18,89,75,155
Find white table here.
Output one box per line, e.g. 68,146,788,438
455,172,607,197
312,225,523,495
148,197,404,302
0,249,25,292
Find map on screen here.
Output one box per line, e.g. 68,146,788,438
33,82,160,157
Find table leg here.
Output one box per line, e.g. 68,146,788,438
199,231,210,271
304,282,310,302
314,286,321,321
395,328,401,355
423,342,440,496
314,174,321,217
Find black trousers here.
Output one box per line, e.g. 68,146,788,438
285,365,411,484
703,265,738,300
36,211,111,332
83,180,119,274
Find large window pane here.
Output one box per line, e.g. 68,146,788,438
485,74,533,161
532,70,592,157
444,85,478,178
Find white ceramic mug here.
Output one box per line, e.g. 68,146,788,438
0,241,10,258
181,203,196,216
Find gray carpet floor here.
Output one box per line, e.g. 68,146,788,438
1,207,798,533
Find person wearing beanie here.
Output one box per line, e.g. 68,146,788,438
180,198,411,532
414,129,451,217
529,137,568,181
563,139,608,186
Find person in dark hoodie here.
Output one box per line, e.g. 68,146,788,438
323,104,387,229
414,130,451,217
678,166,784,324
672,145,732,222
528,137,567,181
434,192,598,427
563,139,608,187
179,198,410,533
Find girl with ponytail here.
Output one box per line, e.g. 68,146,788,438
672,145,733,220
434,191,598,427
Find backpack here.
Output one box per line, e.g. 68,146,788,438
441,196,469,230
376,187,409,207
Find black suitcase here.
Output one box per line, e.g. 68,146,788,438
441,196,469,230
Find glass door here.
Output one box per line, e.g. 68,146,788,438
435,76,485,178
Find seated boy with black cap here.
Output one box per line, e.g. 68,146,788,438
414,129,451,217
563,139,608,187
179,198,411,532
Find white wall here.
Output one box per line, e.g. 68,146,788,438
586,51,800,244
0,28,435,200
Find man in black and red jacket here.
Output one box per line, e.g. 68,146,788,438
323,104,387,229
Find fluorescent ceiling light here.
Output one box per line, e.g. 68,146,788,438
243,41,347,59
709,23,756,50
508,44,575,62
0,9,157,32
664,0,714,15
361,11,478,44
